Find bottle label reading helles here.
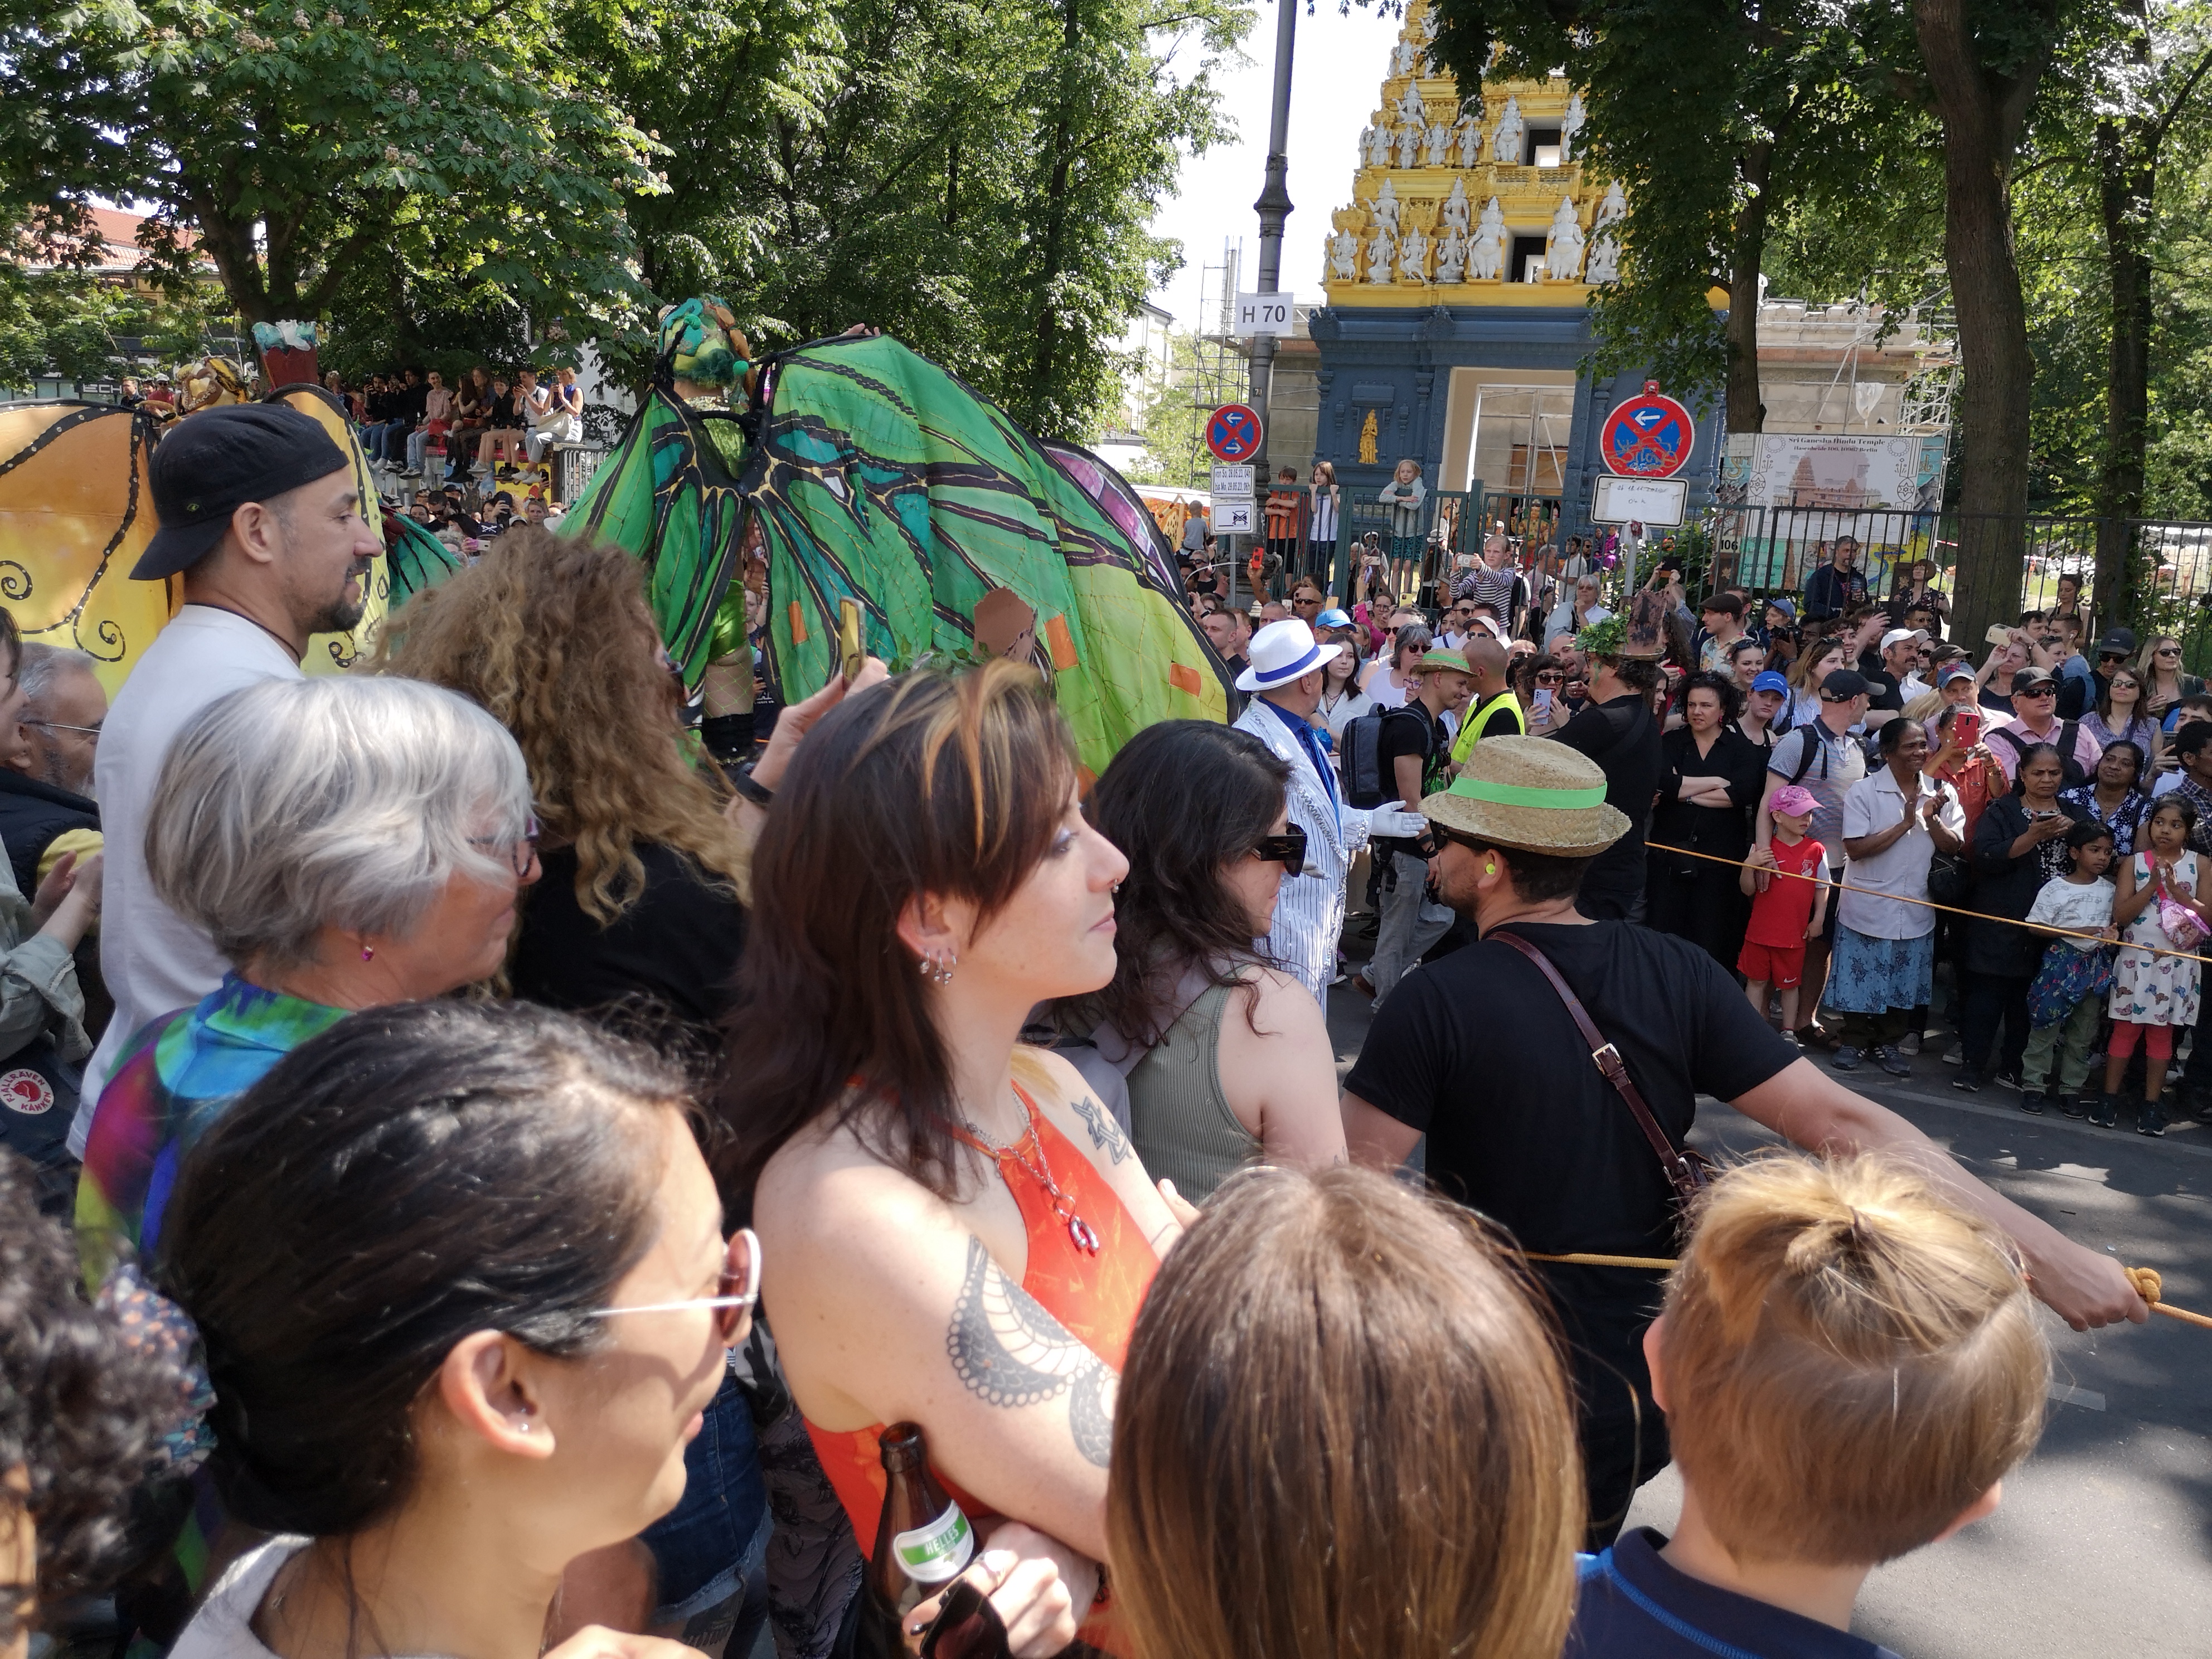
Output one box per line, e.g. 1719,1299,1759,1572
893,1500,975,1584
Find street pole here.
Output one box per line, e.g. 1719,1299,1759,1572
1246,0,1297,483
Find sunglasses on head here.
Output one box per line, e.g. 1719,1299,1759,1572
1252,824,1308,877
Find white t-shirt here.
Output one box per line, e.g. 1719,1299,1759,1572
1836,768,1963,939
71,607,302,1152
2026,874,2116,952
170,1537,305,1659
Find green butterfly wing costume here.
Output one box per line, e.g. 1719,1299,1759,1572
568,316,1231,779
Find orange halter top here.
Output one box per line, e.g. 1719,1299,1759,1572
803,1082,1156,1652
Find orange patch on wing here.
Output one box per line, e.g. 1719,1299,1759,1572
1168,661,1203,697
788,600,809,643
1045,613,1078,670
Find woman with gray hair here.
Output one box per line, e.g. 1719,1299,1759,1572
74,673,539,1291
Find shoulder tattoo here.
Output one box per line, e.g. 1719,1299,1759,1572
1069,1093,1131,1165
946,1235,1115,1467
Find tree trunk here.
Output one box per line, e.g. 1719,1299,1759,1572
2094,108,2153,634
1912,0,2050,649
1723,142,1772,433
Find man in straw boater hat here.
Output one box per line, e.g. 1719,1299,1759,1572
1546,614,1665,923
1341,735,2148,1549
1352,644,1475,1010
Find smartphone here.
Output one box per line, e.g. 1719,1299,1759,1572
1985,623,2016,647
838,597,865,685
919,1579,1010,1659
1534,688,1554,718
1953,708,1980,746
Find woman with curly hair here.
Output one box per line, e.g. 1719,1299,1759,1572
373,528,758,1032
1066,721,1343,1200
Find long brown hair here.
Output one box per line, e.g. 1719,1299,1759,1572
368,528,745,921
1109,1166,1582,1659
712,662,1076,1206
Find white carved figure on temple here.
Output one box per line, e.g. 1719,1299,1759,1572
1396,118,1423,170
1366,225,1398,283
1373,177,1401,231
1545,195,1585,280
1454,108,1483,169
1420,5,1439,41
1594,180,1627,229
1561,93,1587,161
1398,226,1430,284
1435,226,1469,284
1396,82,1429,128
1391,37,1420,76
1584,225,1621,284
1440,177,1471,234
1366,119,1396,169
1424,119,1453,166
1492,96,1525,163
1328,229,1362,282
1469,196,1506,279
1359,124,1377,168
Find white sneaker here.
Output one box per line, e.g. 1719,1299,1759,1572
1942,1040,1964,1066
1898,1032,1922,1056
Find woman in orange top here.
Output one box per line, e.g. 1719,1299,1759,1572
716,661,1185,1656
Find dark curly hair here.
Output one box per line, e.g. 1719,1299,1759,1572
1680,670,1743,722
0,1151,185,1644
1073,721,1292,1047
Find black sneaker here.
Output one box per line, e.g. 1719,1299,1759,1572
1875,1045,1912,1077
1952,1071,1985,1093
2060,1095,2089,1118
1991,1068,2021,1090
2017,1089,2045,1115
2090,1092,2122,1128
1831,1045,1863,1073
2138,1099,2170,1137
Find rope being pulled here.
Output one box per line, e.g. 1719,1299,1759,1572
1646,838,2212,966
1524,1252,2212,1329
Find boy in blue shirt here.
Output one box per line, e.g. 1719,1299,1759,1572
1570,1155,2049,1659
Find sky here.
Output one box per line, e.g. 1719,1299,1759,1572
1143,3,1400,330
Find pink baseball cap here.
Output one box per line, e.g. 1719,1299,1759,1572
1770,784,1819,817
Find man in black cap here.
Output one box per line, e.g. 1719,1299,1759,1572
2061,627,2137,721
67,403,381,1152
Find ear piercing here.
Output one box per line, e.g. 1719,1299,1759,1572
919,948,957,986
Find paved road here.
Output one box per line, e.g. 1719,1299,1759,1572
1326,944,2212,1658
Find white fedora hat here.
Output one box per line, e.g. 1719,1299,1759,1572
1236,619,1342,692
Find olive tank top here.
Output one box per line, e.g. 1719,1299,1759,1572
1124,977,1262,1201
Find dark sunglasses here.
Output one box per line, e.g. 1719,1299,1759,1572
1536,671,1565,685
1252,825,1308,877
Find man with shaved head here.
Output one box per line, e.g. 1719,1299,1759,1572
1447,632,1525,769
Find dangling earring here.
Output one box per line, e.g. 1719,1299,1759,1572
918,948,957,986
361,944,375,961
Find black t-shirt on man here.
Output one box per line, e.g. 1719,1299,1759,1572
1374,702,1446,856
1343,920,1797,1427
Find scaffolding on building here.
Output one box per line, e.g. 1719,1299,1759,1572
1156,241,1246,489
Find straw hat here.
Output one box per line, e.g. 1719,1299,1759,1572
1420,735,1628,857
1410,648,1474,680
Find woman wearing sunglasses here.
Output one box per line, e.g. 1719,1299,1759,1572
720,663,1186,1657
2137,633,2204,731
1070,722,1345,1202
160,1002,742,1659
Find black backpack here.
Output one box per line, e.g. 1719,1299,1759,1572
1342,706,1430,809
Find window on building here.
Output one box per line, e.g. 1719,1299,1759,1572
1470,386,1574,503
1509,235,1548,283
1526,127,1563,167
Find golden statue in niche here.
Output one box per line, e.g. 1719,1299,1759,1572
1358,409,1380,464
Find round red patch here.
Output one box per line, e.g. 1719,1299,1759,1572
0,1068,55,1115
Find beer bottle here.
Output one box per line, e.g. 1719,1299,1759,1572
870,1421,974,1621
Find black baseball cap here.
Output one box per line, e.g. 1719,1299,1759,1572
135,404,351,580
2097,628,2137,658
1818,669,1870,700
2012,666,2056,693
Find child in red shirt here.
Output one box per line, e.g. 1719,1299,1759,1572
1740,783,1828,1039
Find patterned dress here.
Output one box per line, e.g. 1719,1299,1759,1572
2110,851,2203,1029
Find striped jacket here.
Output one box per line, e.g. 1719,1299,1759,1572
1234,696,1377,1005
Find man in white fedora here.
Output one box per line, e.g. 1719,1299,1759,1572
1233,618,1425,1009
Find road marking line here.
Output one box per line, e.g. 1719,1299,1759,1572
2048,1382,2106,1411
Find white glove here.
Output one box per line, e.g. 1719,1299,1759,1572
1364,800,1428,840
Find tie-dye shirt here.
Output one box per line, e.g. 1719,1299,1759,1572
76,974,348,1294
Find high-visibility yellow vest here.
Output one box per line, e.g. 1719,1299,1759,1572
1450,688,1526,765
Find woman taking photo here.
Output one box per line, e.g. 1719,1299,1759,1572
718,663,1184,1655
1827,719,1964,1075
1359,623,1430,711
376,530,751,1034
1783,636,1847,733
1957,745,2087,1094
159,1002,755,1659
2138,633,2203,728
1109,1166,1581,1659
1977,631,2032,712
1071,723,1344,1200
2061,740,2151,857
2083,662,2161,766
1646,672,1764,971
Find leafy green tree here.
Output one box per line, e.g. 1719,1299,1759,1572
0,269,239,392
0,0,662,351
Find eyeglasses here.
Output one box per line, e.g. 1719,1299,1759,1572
1251,825,1308,877
2017,686,2056,698
470,813,541,877
1536,671,1564,685
25,719,100,739
2158,647,2183,658
589,1226,760,1347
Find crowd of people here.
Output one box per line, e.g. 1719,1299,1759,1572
0,406,2175,1659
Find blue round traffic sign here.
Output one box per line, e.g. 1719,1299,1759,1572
1206,403,1264,463
1599,384,1696,478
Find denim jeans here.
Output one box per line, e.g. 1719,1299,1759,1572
1369,848,1454,1011
641,1366,770,1627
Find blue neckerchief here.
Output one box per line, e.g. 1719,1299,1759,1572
1263,698,1340,833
